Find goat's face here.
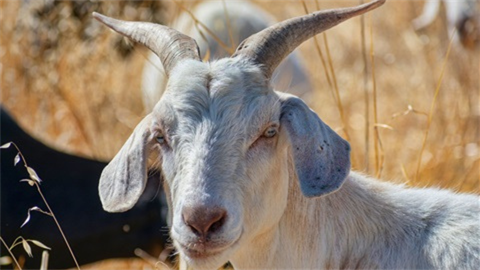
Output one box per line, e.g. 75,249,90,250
95,1,385,268
158,59,291,267
99,58,351,269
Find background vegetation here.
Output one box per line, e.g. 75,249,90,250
1,0,478,269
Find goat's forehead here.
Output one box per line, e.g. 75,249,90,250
167,58,269,96
155,58,280,125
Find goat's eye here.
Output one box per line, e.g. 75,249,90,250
263,126,278,138
156,134,165,144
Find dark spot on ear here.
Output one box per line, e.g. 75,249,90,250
315,176,320,180
319,183,330,190
296,147,300,150
337,168,342,172
310,184,317,189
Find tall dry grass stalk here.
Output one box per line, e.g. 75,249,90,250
1,0,479,268
0,236,22,270
414,29,455,183
359,0,370,173
369,13,385,178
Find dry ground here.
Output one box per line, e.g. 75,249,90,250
1,0,479,269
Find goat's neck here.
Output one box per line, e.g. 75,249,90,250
231,172,410,269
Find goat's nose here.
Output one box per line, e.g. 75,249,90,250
182,205,227,237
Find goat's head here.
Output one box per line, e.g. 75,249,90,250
95,0,385,268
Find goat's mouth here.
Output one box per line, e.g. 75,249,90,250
180,243,224,259
178,231,243,262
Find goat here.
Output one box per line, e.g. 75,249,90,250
141,0,311,113
94,0,480,269
413,0,480,49
0,106,168,269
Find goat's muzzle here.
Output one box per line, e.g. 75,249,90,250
182,205,227,239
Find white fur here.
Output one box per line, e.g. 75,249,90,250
100,57,480,269
163,59,480,268
230,170,480,269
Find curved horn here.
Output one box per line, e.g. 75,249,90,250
93,12,201,76
232,0,386,78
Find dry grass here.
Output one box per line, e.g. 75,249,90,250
1,0,479,269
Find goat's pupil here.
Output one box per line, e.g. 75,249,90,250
265,128,277,138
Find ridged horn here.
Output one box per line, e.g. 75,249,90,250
232,0,386,78
93,12,201,76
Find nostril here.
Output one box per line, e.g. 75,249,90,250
182,206,227,237
208,210,226,233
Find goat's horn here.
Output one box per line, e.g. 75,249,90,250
93,12,201,76
232,0,386,78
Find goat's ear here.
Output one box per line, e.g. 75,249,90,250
99,115,153,212
280,95,351,197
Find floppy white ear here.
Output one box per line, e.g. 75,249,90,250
99,115,153,212
280,95,351,197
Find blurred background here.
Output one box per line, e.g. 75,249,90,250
1,0,479,269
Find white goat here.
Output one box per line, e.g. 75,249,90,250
413,0,480,49
94,0,480,269
142,1,311,113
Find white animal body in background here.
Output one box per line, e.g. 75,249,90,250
413,0,480,49
141,1,312,113
94,0,480,269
